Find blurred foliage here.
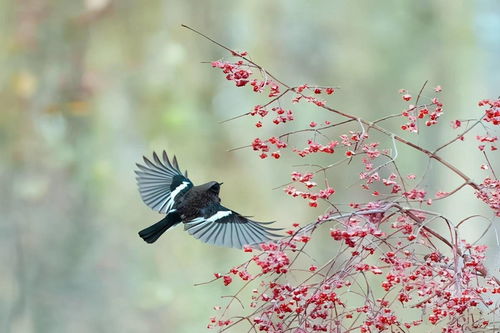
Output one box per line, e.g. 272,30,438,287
0,0,498,332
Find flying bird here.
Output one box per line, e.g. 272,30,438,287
135,151,281,248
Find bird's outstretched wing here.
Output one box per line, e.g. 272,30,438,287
184,203,282,249
135,151,193,214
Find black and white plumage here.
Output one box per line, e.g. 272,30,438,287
135,151,281,249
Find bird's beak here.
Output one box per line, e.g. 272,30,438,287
219,182,224,186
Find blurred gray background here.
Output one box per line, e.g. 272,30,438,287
1,0,499,332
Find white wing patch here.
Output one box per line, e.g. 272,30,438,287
185,210,232,226
135,151,193,214
183,204,280,249
206,210,232,223
171,181,191,200
158,181,191,213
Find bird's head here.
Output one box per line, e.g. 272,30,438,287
201,181,223,195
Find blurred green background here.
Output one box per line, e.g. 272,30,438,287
1,1,499,332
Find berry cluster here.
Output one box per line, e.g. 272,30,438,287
400,88,444,132
201,43,499,332
284,172,335,207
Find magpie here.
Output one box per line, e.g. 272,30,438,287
135,151,281,249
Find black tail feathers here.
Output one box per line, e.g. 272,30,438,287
139,212,182,244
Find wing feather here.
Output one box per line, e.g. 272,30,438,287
232,223,244,249
210,223,225,246
135,151,193,214
225,222,234,248
243,221,268,244
184,203,281,249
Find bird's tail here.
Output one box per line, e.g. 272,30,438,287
138,211,182,244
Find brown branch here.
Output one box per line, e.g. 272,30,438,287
183,24,480,191
219,112,251,124
278,119,355,140
219,88,292,124
434,118,484,153
414,80,429,107
181,24,290,88
183,25,499,330
183,24,481,192
432,182,469,201
400,207,457,252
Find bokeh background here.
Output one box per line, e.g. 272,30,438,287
1,1,499,332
